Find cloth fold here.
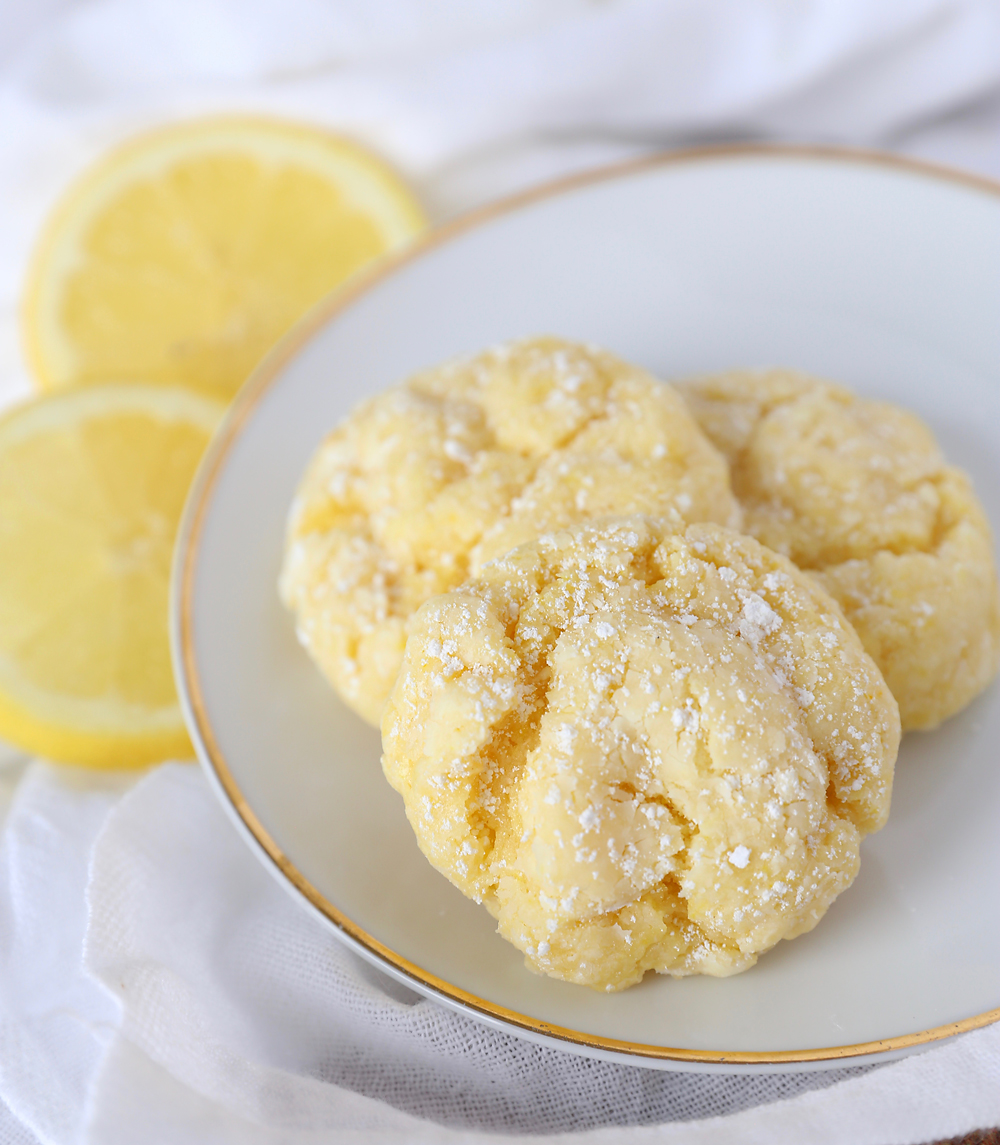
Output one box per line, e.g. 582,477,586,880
0,765,128,1144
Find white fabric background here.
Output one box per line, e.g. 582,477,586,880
1,2,1000,1142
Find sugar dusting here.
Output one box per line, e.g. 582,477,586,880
381,516,899,992
281,336,738,725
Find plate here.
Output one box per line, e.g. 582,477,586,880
173,146,1000,1072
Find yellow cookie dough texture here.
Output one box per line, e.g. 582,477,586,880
680,370,1000,731
381,517,899,991
280,337,740,725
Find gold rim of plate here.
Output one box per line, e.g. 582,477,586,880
175,143,1000,1066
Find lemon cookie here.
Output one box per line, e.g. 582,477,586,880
280,338,740,725
381,517,899,991
680,370,1000,730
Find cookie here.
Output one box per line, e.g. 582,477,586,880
381,517,899,991
280,338,740,725
679,370,1000,730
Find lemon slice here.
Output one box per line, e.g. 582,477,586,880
23,117,426,399
0,383,224,767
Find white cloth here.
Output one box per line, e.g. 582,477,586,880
1,763,999,1143
1,2,1000,1141
3,0,1000,405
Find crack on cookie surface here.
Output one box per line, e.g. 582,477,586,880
282,338,739,725
381,516,899,991
679,368,1000,730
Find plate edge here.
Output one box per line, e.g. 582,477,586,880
171,142,1000,1066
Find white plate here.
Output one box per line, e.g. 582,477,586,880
173,146,1000,1073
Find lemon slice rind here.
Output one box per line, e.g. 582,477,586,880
23,116,427,397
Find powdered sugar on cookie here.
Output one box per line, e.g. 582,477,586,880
280,337,739,725
680,369,1000,730
381,516,899,991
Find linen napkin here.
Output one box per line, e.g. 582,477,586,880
2,2,1000,1141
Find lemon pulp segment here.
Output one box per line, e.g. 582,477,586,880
24,117,427,399
0,384,225,766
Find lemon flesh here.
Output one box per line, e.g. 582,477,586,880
0,384,224,766
24,117,426,399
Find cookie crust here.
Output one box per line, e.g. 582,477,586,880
680,370,1000,730
381,517,899,991
281,338,739,724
